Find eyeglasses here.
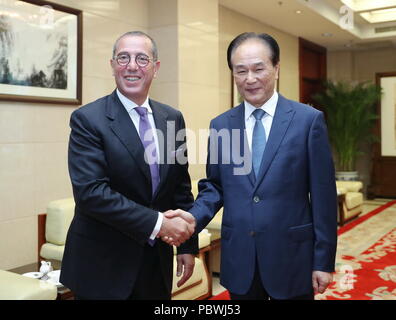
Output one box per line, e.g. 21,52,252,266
114,53,153,68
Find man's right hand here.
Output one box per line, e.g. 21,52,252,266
158,209,196,246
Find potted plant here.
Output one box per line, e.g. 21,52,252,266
313,80,381,180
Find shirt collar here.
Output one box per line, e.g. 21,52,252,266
244,91,278,121
116,89,152,114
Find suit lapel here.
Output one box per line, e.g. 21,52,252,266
254,94,295,192
149,99,169,199
228,103,255,187
106,91,152,184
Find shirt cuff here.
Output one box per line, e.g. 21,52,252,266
149,212,163,240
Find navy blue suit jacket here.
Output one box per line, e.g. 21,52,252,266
190,94,337,299
60,90,197,299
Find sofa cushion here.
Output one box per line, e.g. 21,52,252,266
40,243,65,261
207,211,223,230
45,198,74,245
208,229,221,241
198,229,211,248
345,192,363,210
336,181,363,192
0,270,57,300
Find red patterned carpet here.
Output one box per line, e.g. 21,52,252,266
317,200,396,300
210,201,396,300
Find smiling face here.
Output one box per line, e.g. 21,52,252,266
110,35,160,105
231,39,279,107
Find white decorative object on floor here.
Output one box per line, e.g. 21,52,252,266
47,270,62,287
39,261,53,280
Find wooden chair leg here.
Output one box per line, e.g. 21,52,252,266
37,213,47,269
338,194,346,226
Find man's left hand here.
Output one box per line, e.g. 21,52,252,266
176,254,195,287
312,270,333,294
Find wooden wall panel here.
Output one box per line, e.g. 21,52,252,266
299,38,327,109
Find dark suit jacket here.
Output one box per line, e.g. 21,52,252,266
60,90,198,299
190,94,337,299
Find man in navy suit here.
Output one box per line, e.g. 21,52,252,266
166,32,337,300
60,31,197,300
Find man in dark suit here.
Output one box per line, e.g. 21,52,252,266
166,32,337,300
60,31,197,300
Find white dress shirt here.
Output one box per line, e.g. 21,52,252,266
116,89,162,240
244,91,278,152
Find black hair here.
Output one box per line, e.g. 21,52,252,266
226,32,280,69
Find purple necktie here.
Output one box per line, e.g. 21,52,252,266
134,107,160,196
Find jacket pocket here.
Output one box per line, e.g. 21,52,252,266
288,223,314,242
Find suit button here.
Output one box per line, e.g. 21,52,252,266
253,196,260,203
250,231,255,237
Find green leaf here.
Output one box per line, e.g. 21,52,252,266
312,80,382,171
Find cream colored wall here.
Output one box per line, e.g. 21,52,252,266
327,47,396,194
148,0,179,108
327,51,354,82
218,6,300,115
327,48,396,83
178,0,220,180
0,0,149,270
149,0,220,181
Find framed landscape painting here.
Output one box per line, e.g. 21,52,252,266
0,0,82,104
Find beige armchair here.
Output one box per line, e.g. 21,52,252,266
38,198,212,300
336,181,364,226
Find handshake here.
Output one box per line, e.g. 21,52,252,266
157,209,196,246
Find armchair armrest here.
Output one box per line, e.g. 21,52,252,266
0,270,57,300
336,181,363,192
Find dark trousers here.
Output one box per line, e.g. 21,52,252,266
128,243,170,300
229,261,314,301
75,243,170,300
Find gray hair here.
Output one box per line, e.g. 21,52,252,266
112,31,158,61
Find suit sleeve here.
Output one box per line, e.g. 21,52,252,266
68,109,158,246
173,112,199,255
308,111,338,272
189,120,224,233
